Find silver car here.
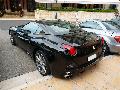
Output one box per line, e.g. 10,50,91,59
80,20,120,54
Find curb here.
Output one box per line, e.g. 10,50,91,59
0,70,52,90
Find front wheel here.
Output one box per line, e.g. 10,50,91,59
35,50,51,76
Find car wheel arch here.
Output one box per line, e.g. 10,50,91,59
34,49,51,76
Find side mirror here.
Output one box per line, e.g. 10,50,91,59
40,30,45,34
24,30,31,36
80,25,85,28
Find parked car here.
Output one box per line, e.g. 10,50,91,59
9,20,103,78
105,21,120,29
80,19,120,54
110,18,120,27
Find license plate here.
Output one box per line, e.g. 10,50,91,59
88,54,97,61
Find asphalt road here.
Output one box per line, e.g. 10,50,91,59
0,20,36,82
0,20,32,30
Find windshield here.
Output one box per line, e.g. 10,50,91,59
102,22,119,30
105,21,120,29
44,21,80,35
111,18,120,26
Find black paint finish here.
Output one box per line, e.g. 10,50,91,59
9,20,103,77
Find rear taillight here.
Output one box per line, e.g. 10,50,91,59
101,37,104,45
114,36,120,43
63,44,77,56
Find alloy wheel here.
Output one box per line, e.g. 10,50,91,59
35,52,47,75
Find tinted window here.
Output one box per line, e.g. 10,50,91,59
35,24,45,34
80,21,102,30
44,21,80,35
48,25,69,34
112,18,120,26
22,22,39,34
102,22,118,30
105,21,120,29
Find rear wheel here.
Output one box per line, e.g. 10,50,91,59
10,35,16,45
35,50,51,76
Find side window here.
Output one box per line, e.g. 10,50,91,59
81,21,102,30
80,22,89,28
22,22,39,34
35,24,45,34
80,21,96,29
95,24,103,30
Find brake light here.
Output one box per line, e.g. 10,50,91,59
101,37,104,45
63,44,77,56
114,36,120,43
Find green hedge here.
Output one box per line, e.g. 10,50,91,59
37,7,117,12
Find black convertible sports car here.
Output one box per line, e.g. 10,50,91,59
9,20,103,78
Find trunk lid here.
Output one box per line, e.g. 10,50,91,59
57,30,102,57
58,30,100,46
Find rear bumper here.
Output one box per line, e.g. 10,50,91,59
65,54,102,76
50,48,103,77
109,44,120,54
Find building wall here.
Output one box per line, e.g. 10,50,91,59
117,4,120,12
35,10,115,22
3,0,35,12
103,4,110,9
40,3,115,10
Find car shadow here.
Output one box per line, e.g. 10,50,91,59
104,52,119,57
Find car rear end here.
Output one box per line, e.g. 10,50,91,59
50,37,103,78
102,21,120,54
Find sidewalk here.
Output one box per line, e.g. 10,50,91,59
0,70,52,90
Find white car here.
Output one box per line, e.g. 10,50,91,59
80,19,120,54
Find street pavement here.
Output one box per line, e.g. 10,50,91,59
0,20,36,82
0,20,32,30
22,55,120,90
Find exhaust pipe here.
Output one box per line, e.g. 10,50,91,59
64,71,72,79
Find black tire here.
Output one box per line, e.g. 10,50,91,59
0,10,4,17
103,41,110,55
10,35,16,45
35,50,51,76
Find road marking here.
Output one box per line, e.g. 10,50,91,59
0,70,52,90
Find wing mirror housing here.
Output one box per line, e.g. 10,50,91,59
40,30,45,34
23,30,31,36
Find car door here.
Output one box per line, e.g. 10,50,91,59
80,21,105,36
